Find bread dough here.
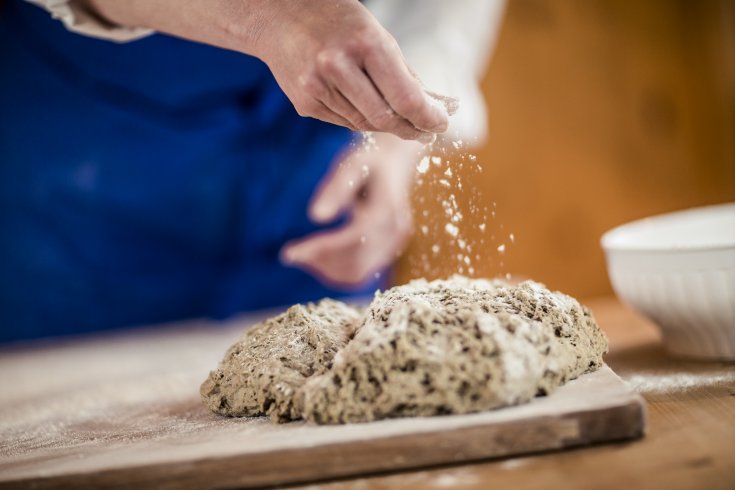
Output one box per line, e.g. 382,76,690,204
201,277,608,424
298,277,607,423
200,299,361,422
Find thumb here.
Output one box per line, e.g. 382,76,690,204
309,152,369,223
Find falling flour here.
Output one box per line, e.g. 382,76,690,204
200,276,608,424
411,135,508,279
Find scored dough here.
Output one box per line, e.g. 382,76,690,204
200,276,608,424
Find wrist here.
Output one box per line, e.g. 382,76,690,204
236,0,283,60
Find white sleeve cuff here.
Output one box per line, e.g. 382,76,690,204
26,0,153,43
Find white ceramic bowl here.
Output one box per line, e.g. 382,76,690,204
601,203,735,360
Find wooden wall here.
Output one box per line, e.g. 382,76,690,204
397,0,735,299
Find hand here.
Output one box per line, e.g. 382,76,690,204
254,0,449,141
84,0,450,142
281,133,421,288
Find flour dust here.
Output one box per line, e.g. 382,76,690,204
410,137,514,280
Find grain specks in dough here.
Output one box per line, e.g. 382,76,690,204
201,276,608,424
200,299,361,422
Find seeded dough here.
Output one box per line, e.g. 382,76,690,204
298,277,607,423
201,277,608,424
200,299,362,422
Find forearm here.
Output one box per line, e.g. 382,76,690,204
82,0,271,57
73,0,450,141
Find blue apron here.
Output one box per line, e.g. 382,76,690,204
0,0,381,342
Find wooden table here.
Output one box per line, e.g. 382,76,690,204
1,298,733,489
294,298,735,490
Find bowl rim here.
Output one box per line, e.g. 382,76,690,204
601,202,735,253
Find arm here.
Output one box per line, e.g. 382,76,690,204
30,0,451,142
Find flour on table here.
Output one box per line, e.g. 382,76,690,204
201,276,608,424
625,371,735,394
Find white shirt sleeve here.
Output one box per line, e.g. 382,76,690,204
365,0,506,144
25,0,153,42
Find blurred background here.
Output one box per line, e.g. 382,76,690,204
397,0,735,300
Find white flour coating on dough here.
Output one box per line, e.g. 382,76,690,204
201,276,608,424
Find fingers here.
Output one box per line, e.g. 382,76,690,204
281,226,393,288
309,151,367,223
363,41,449,133
318,50,430,140
425,90,460,117
281,226,376,288
320,85,377,132
265,0,453,140
296,88,358,130
282,194,412,288
283,132,419,288
295,40,451,141
312,102,358,131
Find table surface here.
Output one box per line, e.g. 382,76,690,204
1,297,733,490
292,298,735,490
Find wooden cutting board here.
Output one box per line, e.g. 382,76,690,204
0,317,645,490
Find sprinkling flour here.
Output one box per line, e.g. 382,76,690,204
410,133,511,280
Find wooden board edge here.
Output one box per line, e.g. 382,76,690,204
565,393,647,443
0,396,646,490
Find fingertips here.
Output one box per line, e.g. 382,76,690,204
309,199,337,224
280,230,337,267
362,44,449,134
280,225,371,286
309,181,347,223
425,90,460,117
413,90,450,133
416,132,437,145
308,152,368,224
308,174,349,224
279,242,302,266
